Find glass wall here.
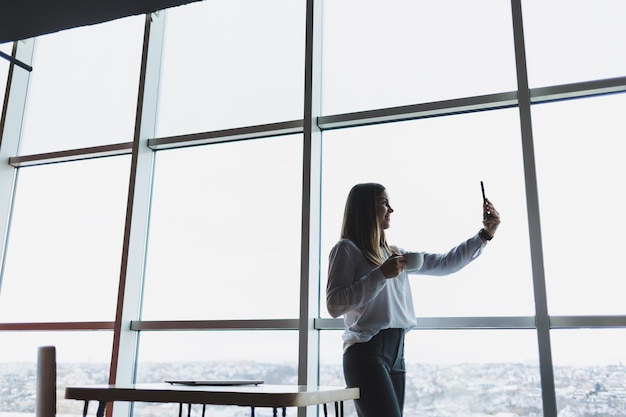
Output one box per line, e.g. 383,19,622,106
17,17,144,155
0,158,130,322
522,0,626,88
321,0,517,114
532,94,626,316
155,0,305,136
319,109,534,319
141,136,303,320
0,331,112,416
551,329,626,416
1,1,625,417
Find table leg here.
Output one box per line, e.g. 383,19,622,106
82,400,89,417
323,403,328,417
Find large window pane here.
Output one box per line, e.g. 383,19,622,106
18,16,144,155
0,157,130,322
320,109,533,317
522,0,626,88
135,331,298,417
156,0,306,137
551,329,626,416
0,331,112,417
320,329,541,417
321,0,517,115
141,136,302,320
532,94,626,315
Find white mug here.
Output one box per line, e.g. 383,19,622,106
403,252,424,272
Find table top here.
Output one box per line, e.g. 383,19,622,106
65,383,359,408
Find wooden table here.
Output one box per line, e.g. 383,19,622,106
65,383,359,417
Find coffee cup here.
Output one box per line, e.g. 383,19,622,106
403,252,424,272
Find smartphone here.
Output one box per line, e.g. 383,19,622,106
481,181,490,219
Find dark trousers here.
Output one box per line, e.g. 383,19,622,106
343,328,406,417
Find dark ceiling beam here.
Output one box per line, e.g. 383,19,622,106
0,0,201,44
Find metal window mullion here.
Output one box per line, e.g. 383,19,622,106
510,1,556,416
0,39,34,294
317,91,519,130
123,314,626,332
530,76,626,104
299,1,323,417
8,142,133,167
109,12,165,417
130,319,301,331
147,120,304,150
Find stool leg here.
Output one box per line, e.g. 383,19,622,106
96,401,106,417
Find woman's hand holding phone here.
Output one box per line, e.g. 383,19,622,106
480,181,501,240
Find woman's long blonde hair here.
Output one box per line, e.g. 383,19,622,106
340,183,393,266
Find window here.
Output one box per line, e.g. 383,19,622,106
533,94,626,315
320,109,534,318
551,329,626,415
135,331,299,416
0,157,129,322
320,329,542,416
1,2,626,417
18,17,144,155
522,0,626,88
321,0,517,115
156,0,306,136
0,331,111,416
141,136,303,320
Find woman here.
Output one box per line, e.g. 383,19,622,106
326,183,500,417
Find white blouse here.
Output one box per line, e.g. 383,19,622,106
326,234,485,352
